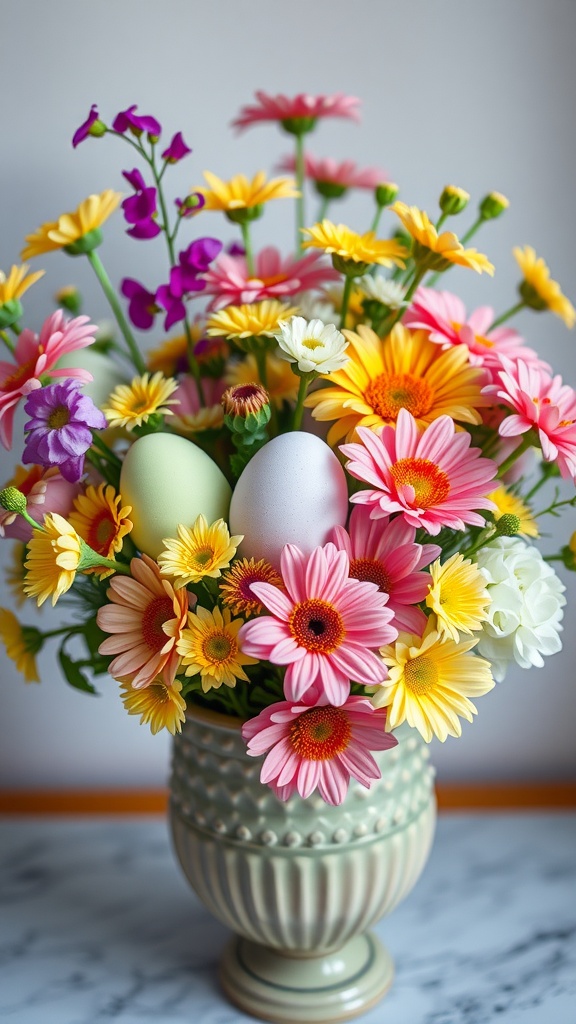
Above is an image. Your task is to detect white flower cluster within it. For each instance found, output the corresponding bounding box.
[275,316,349,374]
[357,275,406,309]
[475,537,566,682]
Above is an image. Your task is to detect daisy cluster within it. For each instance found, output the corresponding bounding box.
[0,92,575,806]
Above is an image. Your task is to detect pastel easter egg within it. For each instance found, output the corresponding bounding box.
[119,433,232,558]
[229,431,349,568]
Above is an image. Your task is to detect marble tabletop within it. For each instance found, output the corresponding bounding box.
[0,813,574,1024]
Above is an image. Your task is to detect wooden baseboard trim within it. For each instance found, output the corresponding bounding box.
[0,783,575,816]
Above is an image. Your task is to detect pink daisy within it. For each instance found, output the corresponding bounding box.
[329,505,441,634]
[0,311,97,449]
[341,408,498,535]
[97,554,189,689]
[232,91,361,131]
[278,153,387,191]
[242,696,397,805]
[202,246,338,311]
[487,358,576,479]
[239,543,396,706]
[404,287,548,379]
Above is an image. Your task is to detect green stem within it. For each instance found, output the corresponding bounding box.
[91,433,122,468]
[460,528,495,561]
[489,300,526,331]
[292,373,314,430]
[0,330,15,354]
[183,319,205,405]
[435,212,448,231]
[370,206,383,234]
[339,275,355,330]
[379,265,426,335]
[317,196,330,223]
[497,435,533,479]
[85,449,117,487]
[295,131,306,254]
[41,625,85,640]
[254,346,268,389]
[86,250,146,374]
[240,220,256,277]
[524,471,552,502]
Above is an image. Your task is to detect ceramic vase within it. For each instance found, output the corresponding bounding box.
[169,705,436,1023]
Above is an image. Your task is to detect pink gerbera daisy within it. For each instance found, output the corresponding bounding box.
[341,408,497,535]
[404,287,548,379]
[278,153,387,191]
[0,311,97,449]
[242,696,397,804]
[97,554,189,689]
[239,543,396,706]
[232,91,361,131]
[202,246,338,311]
[329,505,441,634]
[487,358,576,479]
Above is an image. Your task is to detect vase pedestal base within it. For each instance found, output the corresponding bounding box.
[219,931,394,1024]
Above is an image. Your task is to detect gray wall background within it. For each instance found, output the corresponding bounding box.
[0,0,575,787]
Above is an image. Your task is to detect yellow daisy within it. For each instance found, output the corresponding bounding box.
[206,300,299,341]
[102,372,179,429]
[375,617,495,743]
[176,604,258,691]
[305,323,490,445]
[487,485,538,538]
[158,515,243,589]
[69,483,133,578]
[302,220,408,270]
[120,676,186,735]
[22,190,122,259]
[391,201,494,275]
[23,513,83,606]
[0,608,41,683]
[513,245,575,328]
[0,264,45,304]
[198,170,299,214]
[220,557,284,616]
[5,542,28,608]
[426,554,492,642]
[225,351,299,406]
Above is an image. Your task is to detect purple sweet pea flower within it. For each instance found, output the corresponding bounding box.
[122,167,147,192]
[22,380,106,484]
[162,132,192,164]
[121,279,160,330]
[72,104,102,148]
[156,238,223,330]
[112,105,161,138]
[175,192,205,218]
[227,242,246,257]
[121,169,161,240]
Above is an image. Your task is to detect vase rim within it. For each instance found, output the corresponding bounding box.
[185,702,246,731]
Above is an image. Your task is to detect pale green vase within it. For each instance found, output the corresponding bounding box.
[169,705,436,1023]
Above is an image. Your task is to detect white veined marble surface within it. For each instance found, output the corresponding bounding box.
[0,813,574,1024]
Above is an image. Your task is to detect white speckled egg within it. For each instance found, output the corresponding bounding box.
[229,432,349,567]
[119,433,232,558]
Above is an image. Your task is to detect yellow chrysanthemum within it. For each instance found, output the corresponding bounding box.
[225,351,299,406]
[487,485,538,538]
[24,513,83,606]
[391,201,494,275]
[120,676,186,735]
[0,264,44,304]
[176,604,258,691]
[69,483,133,578]
[198,170,299,212]
[513,245,575,328]
[0,608,40,683]
[5,542,28,608]
[374,617,495,743]
[102,372,179,429]
[206,300,299,341]
[426,554,491,642]
[22,190,122,259]
[305,323,490,445]
[302,220,408,269]
[220,557,284,616]
[158,515,243,589]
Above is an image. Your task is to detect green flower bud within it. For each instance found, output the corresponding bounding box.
[374,182,399,208]
[0,298,23,329]
[494,513,521,537]
[55,286,82,315]
[479,192,509,220]
[88,119,107,139]
[439,185,470,216]
[0,486,27,516]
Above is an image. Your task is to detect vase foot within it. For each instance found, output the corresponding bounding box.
[219,931,393,1024]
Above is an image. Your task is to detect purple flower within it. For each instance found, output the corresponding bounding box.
[227,242,246,257]
[72,104,103,148]
[121,168,161,240]
[121,279,159,330]
[162,132,192,164]
[123,168,147,191]
[22,381,106,483]
[112,105,161,138]
[156,238,222,330]
[175,192,205,218]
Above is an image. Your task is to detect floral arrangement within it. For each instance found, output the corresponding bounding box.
[1,91,575,806]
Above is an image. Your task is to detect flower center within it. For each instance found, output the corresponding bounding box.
[349,557,392,594]
[365,371,434,421]
[87,511,116,553]
[47,404,71,429]
[390,457,450,508]
[404,655,438,695]
[203,631,235,664]
[1,360,36,392]
[289,706,352,761]
[451,321,494,350]
[141,596,175,651]
[149,681,170,704]
[302,336,324,351]
[288,598,345,653]
[192,547,215,569]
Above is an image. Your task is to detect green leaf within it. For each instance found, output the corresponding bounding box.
[58,646,98,695]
